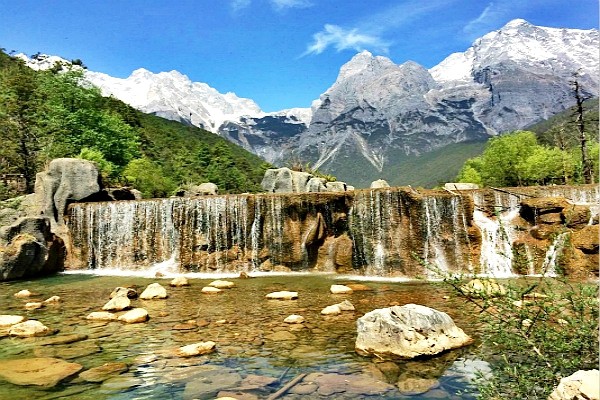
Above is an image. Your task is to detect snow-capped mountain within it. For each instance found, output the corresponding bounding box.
[17,19,599,186]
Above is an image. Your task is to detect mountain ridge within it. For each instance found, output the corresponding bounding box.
[16,19,599,187]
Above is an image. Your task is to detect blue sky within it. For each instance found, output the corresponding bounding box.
[0,0,597,112]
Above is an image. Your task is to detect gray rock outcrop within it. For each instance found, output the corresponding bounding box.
[370,180,390,189]
[34,158,108,228]
[261,167,351,193]
[355,304,472,359]
[177,183,219,197]
[0,217,65,281]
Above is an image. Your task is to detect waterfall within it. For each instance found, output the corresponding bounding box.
[540,232,568,277]
[473,209,519,277]
[67,185,597,278]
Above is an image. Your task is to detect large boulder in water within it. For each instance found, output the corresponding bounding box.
[355,304,472,359]
[0,217,65,281]
[34,158,109,228]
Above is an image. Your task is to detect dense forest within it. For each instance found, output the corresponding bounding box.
[456,98,599,187]
[0,50,270,200]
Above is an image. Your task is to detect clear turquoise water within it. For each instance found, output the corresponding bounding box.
[0,273,484,399]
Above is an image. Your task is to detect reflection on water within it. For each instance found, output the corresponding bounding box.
[0,273,486,399]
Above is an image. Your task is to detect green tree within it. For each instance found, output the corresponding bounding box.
[122,158,175,198]
[0,59,46,191]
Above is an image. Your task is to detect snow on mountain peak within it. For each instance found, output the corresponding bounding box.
[337,50,395,81]
[86,68,265,132]
[430,19,599,84]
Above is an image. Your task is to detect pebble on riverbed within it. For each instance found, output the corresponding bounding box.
[86,311,118,321]
[170,276,189,287]
[209,280,235,289]
[14,289,33,298]
[24,302,44,310]
[284,315,305,324]
[139,283,168,299]
[9,320,53,337]
[330,284,353,294]
[176,341,217,357]
[265,291,298,300]
[117,308,149,323]
[43,296,61,304]
[202,286,222,294]
[0,315,25,327]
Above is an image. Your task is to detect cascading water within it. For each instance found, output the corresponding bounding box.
[67,185,598,278]
[473,209,520,278]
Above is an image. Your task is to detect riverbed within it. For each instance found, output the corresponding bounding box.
[0,273,487,399]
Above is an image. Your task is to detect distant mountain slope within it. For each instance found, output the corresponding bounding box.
[17,19,599,188]
[1,51,268,197]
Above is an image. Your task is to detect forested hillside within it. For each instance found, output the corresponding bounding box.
[456,97,599,187]
[0,50,269,200]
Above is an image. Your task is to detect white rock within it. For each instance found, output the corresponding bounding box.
[330,284,353,294]
[140,283,168,299]
[109,287,137,299]
[201,287,222,294]
[14,290,33,298]
[284,315,305,324]
[337,300,355,311]
[209,280,235,289]
[102,296,131,311]
[118,308,149,323]
[170,276,189,287]
[176,341,217,357]
[25,302,44,310]
[0,315,25,327]
[43,296,61,304]
[355,304,472,359]
[9,320,52,337]
[86,312,118,321]
[321,304,342,315]
[266,291,298,300]
[548,369,599,400]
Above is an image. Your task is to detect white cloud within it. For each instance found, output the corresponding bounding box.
[231,0,312,13]
[270,0,312,10]
[231,0,251,12]
[462,0,541,39]
[302,0,454,56]
[302,24,389,56]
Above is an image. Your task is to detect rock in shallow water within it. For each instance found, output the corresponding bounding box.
[0,315,25,327]
[0,357,83,387]
[79,362,129,383]
[176,341,217,357]
[118,308,149,323]
[355,304,472,359]
[209,280,235,289]
[265,291,298,300]
[330,284,353,294]
[284,314,305,324]
[102,295,131,311]
[86,311,118,321]
[182,366,242,400]
[170,276,190,287]
[9,320,52,337]
[140,283,168,299]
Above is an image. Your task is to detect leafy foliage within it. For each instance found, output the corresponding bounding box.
[0,50,269,199]
[425,258,599,399]
[457,131,598,187]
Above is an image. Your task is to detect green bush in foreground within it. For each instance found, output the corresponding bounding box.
[440,273,598,399]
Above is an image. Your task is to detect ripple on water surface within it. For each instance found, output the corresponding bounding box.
[0,273,486,399]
